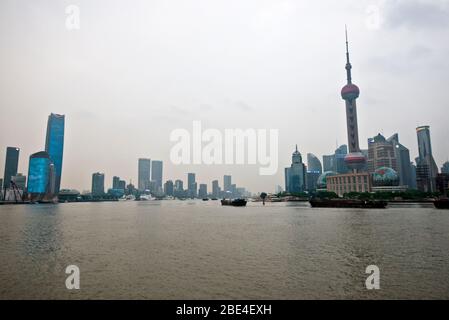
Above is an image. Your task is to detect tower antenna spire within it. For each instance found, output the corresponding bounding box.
[345,25,352,84]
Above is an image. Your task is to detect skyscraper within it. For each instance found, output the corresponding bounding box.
[27,151,53,197]
[212,180,220,198]
[285,145,306,193]
[416,126,438,192]
[198,184,208,198]
[322,154,335,172]
[164,180,174,196]
[334,145,349,174]
[341,28,366,172]
[92,172,105,196]
[187,173,197,198]
[223,175,232,192]
[3,147,20,190]
[307,153,322,174]
[151,160,163,189]
[138,158,151,191]
[387,133,414,188]
[112,176,121,189]
[45,113,65,194]
[367,134,398,173]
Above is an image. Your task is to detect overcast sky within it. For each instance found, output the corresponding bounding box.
[1,0,448,193]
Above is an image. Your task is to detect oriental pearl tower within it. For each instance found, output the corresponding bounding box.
[341,27,366,172]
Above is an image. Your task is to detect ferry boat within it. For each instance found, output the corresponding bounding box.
[309,198,387,209]
[221,199,247,207]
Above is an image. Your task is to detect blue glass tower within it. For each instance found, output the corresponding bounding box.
[27,152,51,195]
[45,113,65,194]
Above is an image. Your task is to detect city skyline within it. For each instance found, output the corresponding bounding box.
[1,1,449,193]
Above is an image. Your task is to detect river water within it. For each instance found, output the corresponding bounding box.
[0,201,448,299]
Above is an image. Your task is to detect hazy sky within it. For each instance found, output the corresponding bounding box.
[1,0,448,193]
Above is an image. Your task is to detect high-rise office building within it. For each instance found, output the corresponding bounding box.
[27,151,53,196]
[198,184,208,199]
[367,134,398,173]
[387,134,414,188]
[416,126,439,192]
[285,145,306,193]
[112,176,121,189]
[138,158,151,191]
[187,173,197,198]
[92,172,105,196]
[164,180,174,196]
[307,153,322,174]
[212,180,220,198]
[322,155,335,172]
[45,113,65,194]
[334,145,349,174]
[223,175,232,192]
[175,180,184,191]
[151,160,163,189]
[3,147,20,190]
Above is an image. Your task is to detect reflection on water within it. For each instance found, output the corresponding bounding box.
[0,201,448,299]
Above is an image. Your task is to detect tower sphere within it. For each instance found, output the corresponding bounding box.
[341,83,360,100]
[344,152,366,170]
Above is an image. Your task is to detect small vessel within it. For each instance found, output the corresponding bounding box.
[139,194,155,201]
[434,199,449,209]
[202,198,209,201]
[211,198,218,201]
[221,199,247,207]
[309,198,387,209]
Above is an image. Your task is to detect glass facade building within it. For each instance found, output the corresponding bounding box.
[138,158,151,191]
[151,160,163,189]
[45,114,65,194]
[27,152,51,195]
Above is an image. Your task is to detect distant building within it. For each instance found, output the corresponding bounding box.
[118,179,126,191]
[334,145,349,174]
[45,113,65,194]
[212,180,220,198]
[164,180,174,196]
[410,162,417,189]
[138,158,151,191]
[441,161,449,174]
[387,134,414,189]
[188,173,197,198]
[112,176,121,189]
[285,145,306,193]
[306,171,321,192]
[327,172,371,197]
[322,155,334,172]
[416,126,438,192]
[223,175,232,192]
[92,172,105,197]
[367,134,398,173]
[198,184,208,198]
[11,173,26,190]
[436,174,449,195]
[175,180,184,191]
[151,160,163,189]
[3,147,20,190]
[307,153,322,174]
